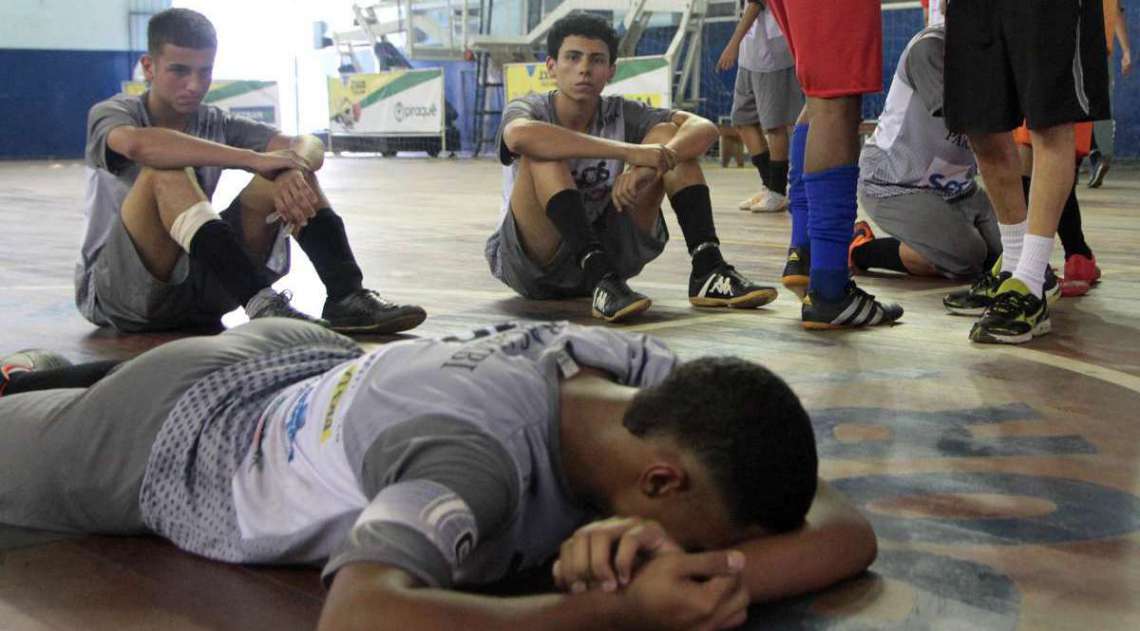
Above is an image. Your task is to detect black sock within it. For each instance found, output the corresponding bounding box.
[1021,175,1032,203]
[852,237,907,273]
[1056,172,1093,260]
[189,220,273,306]
[545,189,612,286]
[691,243,726,277]
[296,208,365,302]
[2,361,121,396]
[751,151,772,189]
[768,160,789,196]
[670,185,720,254]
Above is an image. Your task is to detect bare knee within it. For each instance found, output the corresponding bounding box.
[642,122,680,145]
[146,167,204,200]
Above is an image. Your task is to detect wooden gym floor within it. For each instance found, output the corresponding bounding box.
[1,156,1138,630]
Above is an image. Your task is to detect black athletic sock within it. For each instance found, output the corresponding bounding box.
[1021,175,1032,202]
[670,185,725,276]
[768,160,789,196]
[545,189,613,287]
[1056,171,1093,260]
[852,237,907,273]
[751,151,772,189]
[189,220,274,306]
[296,208,365,302]
[2,361,121,396]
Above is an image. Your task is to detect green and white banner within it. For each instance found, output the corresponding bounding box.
[122,80,280,125]
[327,68,444,135]
[504,55,671,108]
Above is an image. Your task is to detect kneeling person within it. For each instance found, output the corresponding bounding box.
[77,8,425,334]
[854,22,1001,281]
[486,12,777,322]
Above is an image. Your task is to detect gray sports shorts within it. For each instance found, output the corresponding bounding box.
[859,187,1001,279]
[484,204,668,299]
[731,66,804,129]
[0,319,348,535]
[76,196,291,333]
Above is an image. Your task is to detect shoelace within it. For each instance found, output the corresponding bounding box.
[987,290,1034,319]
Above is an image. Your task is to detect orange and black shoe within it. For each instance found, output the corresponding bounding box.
[848,220,875,272]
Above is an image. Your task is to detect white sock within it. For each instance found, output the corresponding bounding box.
[999,220,1027,274]
[1013,234,1054,298]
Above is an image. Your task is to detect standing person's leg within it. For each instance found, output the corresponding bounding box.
[767,0,902,328]
[749,66,802,211]
[1088,55,1116,188]
[232,171,426,334]
[731,66,774,209]
[781,108,811,295]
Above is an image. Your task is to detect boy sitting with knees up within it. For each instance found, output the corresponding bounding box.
[485,12,777,323]
[78,8,425,334]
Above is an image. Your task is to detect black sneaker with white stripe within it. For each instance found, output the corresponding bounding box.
[591,274,651,323]
[689,264,777,309]
[802,282,903,330]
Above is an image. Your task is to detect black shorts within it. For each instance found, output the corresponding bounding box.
[944,0,1110,134]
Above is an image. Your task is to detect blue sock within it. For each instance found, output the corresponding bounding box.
[805,165,859,303]
[788,123,810,249]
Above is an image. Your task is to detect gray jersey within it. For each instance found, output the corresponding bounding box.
[738,1,794,73]
[494,92,675,224]
[859,26,978,200]
[217,321,678,588]
[77,93,278,305]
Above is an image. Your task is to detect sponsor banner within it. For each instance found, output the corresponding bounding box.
[121,80,280,125]
[327,69,443,135]
[504,56,670,108]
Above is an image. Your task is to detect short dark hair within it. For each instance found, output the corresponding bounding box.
[622,357,818,533]
[148,8,217,57]
[547,12,619,64]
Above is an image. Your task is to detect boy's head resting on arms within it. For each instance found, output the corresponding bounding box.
[545,13,620,102]
[606,357,819,550]
[142,8,218,115]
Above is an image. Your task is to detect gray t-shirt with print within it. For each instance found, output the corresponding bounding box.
[493,92,675,225]
[76,92,278,310]
[859,26,978,201]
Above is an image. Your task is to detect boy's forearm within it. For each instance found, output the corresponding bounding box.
[737,480,878,603]
[117,127,256,171]
[268,134,327,171]
[320,564,629,631]
[504,121,633,162]
[728,3,763,51]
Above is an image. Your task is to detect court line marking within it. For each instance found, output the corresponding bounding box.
[990,347,1140,395]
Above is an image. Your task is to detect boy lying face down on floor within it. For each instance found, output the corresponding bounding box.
[0,319,875,630]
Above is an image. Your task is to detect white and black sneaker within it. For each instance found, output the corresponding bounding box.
[689,264,778,309]
[591,275,652,323]
[802,282,903,330]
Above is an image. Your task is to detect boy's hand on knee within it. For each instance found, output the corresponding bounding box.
[626,144,678,173]
[552,517,682,593]
[272,169,320,231]
[612,167,661,213]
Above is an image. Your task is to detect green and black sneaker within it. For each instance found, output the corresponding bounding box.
[946,260,1059,316]
[969,278,1050,344]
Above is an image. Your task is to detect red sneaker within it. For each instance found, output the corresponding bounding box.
[1060,254,1101,297]
[849,220,875,271]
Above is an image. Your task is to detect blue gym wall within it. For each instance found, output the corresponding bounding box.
[0,0,169,160]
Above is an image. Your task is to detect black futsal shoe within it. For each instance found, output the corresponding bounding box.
[323,288,427,334]
[591,274,652,323]
[781,246,810,299]
[802,282,903,330]
[689,264,777,308]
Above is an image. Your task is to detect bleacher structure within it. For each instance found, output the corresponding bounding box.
[328,0,711,155]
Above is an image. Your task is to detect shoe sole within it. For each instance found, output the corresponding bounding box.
[969,318,1052,344]
[592,297,652,323]
[801,317,901,331]
[749,205,786,213]
[781,275,809,299]
[944,304,988,317]
[329,310,427,334]
[689,288,778,309]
